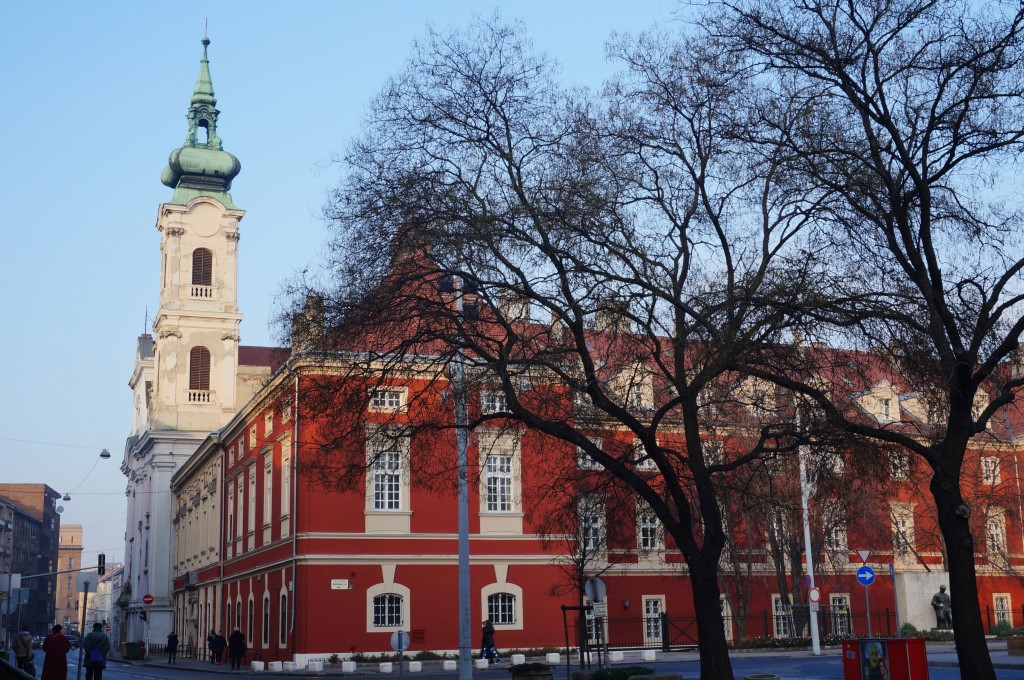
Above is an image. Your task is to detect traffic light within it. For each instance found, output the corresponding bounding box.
[97,553,106,576]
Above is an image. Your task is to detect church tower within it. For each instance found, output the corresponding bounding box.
[151,34,244,431]
[122,34,243,647]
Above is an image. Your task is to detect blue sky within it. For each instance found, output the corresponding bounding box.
[0,1,675,564]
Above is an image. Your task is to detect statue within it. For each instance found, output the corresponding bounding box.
[931,585,952,629]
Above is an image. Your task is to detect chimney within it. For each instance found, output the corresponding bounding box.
[498,290,530,322]
[291,295,324,351]
[595,299,632,334]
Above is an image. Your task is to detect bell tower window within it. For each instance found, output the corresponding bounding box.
[192,248,213,298]
[189,346,211,402]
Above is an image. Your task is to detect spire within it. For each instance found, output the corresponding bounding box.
[160,32,241,207]
[191,35,216,108]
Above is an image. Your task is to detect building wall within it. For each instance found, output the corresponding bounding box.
[55,524,83,630]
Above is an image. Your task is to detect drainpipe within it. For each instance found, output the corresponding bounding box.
[289,373,299,653]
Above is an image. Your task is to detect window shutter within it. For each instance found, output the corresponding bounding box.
[190,346,211,390]
[192,249,213,286]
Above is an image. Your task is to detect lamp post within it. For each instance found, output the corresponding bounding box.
[452,279,473,680]
[798,446,821,655]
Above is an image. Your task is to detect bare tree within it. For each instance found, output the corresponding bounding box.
[713,0,1024,673]
[292,17,827,679]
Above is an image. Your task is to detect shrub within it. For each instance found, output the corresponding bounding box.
[510,662,554,674]
[592,666,654,680]
[989,621,1017,638]
[412,650,448,661]
[327,653,341,665]
[900,623,920,637]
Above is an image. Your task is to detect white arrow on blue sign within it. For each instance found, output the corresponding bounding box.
[857,565,876,586]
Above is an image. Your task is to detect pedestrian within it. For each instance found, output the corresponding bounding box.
[82,622,111,680]
[12,628,34,673]
[41,624,71,680]
[228,627,248,670]
[166,631,179,664]
[207,630,216,663]
[480,619,500,664]
[213,630,227,664]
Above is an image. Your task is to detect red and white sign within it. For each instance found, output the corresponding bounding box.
[142,594,154,605]
[105,625,111,632]
[808,587,821,603]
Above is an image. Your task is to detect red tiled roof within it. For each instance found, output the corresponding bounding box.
[239,346,289,372]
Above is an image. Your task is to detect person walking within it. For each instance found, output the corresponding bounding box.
[228,627,248,670]
[207,630,216,663]
[41,624,71,680]
[82,622,111,680]
[12,628,34,674]
[212,630,227,664]
[166,631,179,664]
[480,619,500,664]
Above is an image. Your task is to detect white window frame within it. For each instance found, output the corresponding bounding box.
[262,594,270,647]
[364,426,412,532]
[579,496,605,552]
[577,437,602,470]
[373,451,403,511]
[983,456,1001,485]
[488,592,517,625]
[987,508,1008,554]
[890,451,910,480]
[830,594,852,636]
[263,450,273,528]
[891,502,916,564]
[281,440,291,520]
[485,454,514,512]
[481,581,524,631]
[637,503,661,552]
[369,388,407,412]
[772,595,792,638]
[642,596,665,646]
[994,594,1012,625]
[481,391,508,414]
[247,465,257,547]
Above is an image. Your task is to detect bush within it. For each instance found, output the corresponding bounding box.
[412,650,449,661]
[592,666,654,680]
[989,621,1018,638]
[510,662,554,673]
[327,653,341,665]
[900,622,920,637]
[731,636,812,650]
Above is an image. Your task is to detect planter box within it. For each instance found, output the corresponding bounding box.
[1008,636,1024,656]
[475,659,490,669]
[443,660,458,671]
[308,661,324,672]
[251,661,265,672]
[408,661,422,672]
[267,661,283,672]
[379,662,394,673]
[342,661,358,673]
[545,653,561,664]
[609,651,624,662]
[642,650,658,661]
[511,654,526,665]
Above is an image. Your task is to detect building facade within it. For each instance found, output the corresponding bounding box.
[0,484,61,639]
[55,524,83,631]
[133,38,1024,667]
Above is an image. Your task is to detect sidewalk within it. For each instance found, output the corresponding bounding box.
[108,640,1024,675]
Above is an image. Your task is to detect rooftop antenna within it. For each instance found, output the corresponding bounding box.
[204,18,208,41]
[143,306,149,334]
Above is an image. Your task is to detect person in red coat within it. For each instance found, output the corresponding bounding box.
[42,624,72,680]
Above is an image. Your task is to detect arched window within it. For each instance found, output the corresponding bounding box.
[192,248,213,286]
[226,601,232,636]
[372,593,403,627]
[189,346,211,392]
[487,592,517,625]
[279,593,288,645]
[262,595,270,645]
[247,596,254,642]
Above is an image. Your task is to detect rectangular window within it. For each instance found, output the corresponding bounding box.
[995,594,1012,625]
[481,391,508,414]
[281,450,291,517]
[264,411,274,436]
[577,437,602,470]
[248,467,257,538]
[227,485,235,541]
[830,595,852,636]
[987,511,1007,554]
[485,455,514,512]
[634,440,657,471]
[580,497,604,551]
[890,451,910,480]
[643,597,663,646]
[880,398,892,422]
[370,389,404,411]
[280,594,288,645]
[373,451,402,510]
[824,522,847,553]
[487,593,517,625]
[250,426,257,449]
[983,456,1001,485]
[263,453,273,527]
[772,595,792,638]
[638,506,661,552]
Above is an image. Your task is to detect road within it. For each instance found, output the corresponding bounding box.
[18,649,1024,679]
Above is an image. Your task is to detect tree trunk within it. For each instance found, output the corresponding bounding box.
[931,468,995,680]
[689,557,734,680]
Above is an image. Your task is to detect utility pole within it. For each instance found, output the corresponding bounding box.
[75,580,90,680]
[453,279,472,680]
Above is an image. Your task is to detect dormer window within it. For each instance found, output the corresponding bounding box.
[880,398,892,422]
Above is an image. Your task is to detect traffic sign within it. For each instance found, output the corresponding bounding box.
[592,601,608,618]
[105,625,111,632]
[808,587,821,603]
[142,593,154,605]
[856,565,875,586]
[857,549,871,562]
[584,577,607,602]
[390,630,411,652]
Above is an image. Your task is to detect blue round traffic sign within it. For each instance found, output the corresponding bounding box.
[856,565,876,586]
